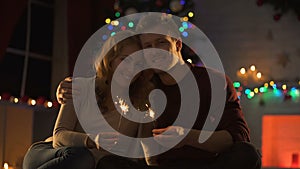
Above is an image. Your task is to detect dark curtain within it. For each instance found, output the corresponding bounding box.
[67,0,114,74]
[0,0,28,61]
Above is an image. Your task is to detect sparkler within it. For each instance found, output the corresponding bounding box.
[114,96,130,145]
[115,96,129,131]
[145,104,157,128]
[115,97,157,132]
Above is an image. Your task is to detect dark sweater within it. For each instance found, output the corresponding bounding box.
[151,65,250,164]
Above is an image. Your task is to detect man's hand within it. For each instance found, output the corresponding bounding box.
[152,126,187,149]
[56,77,72,104]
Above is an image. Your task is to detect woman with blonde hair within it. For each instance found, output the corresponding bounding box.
[23,30,154,169]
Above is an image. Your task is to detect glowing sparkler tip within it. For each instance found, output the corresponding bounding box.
[117,96,129,114]
[149,108,155,119]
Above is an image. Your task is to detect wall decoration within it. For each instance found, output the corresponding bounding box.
[256,0,300,21]
[276,51,290,68]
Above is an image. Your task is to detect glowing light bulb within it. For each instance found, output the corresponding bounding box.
[31,99,36,106]
[111,20,119,26]
[247,92,255,99]
[254,88,259,93]
[250,65,256,71]
[270,81,275,86]
[188,11,194,17]
[47,101,53,108]
[179,27,184,32]
[4,163,8,169]
[182,22,188,29]
[245,89,251,95]
[108,25,113,30]
[187,59,192,63]
[233,82,241,88]
[289,88,299,97]
[121,26,126,30]
[282,84,287,90]
[105,18,111,24]
[180,0,186,5]
[115,12,121,18]
[256,72,262,79]
[183,16,188,21]
[128,22,134,28]
[240,67,246,75]
[182,31,188,37]
[264,83,269,88]
[13,98,18,103]
[247,94,253,99]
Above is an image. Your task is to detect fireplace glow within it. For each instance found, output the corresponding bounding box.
[262,115,300,168]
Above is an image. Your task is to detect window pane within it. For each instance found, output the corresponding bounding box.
[25,58,51,98]
[8,10,27,50]
[30,3,54,56]
[0,53,24,96]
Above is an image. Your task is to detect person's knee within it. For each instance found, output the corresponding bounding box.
[23,150,35,169]
[97,155,140,169]
[232,142,261,157]
[60,147,95,169]
[231,142,262,169]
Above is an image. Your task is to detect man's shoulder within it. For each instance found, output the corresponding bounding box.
[190,64,231,87]
[189,64,206,75]
[190,64,225,77]
[191,64,222,72]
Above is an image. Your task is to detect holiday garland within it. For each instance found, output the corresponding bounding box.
[257,0,300,21]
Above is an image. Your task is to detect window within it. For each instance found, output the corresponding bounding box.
[0,0,54,99]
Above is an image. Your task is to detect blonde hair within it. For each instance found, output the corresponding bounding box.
[94,30,140,81]
[94,30,145,112]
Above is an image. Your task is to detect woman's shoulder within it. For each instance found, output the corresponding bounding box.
[73,76,96,91]
[73,76,95,84]
[71,76,97,106]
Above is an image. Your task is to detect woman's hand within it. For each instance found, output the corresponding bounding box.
[152,126,187,149]
[94,132,120,150]
[56,77,73,104]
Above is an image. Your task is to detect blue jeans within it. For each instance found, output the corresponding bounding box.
[23,141,95,169]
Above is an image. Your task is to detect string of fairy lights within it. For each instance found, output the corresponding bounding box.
[101,12,196,42]
[234,65,300,102]
[234,80,300,100]
[0,94,59,109]
[100,0,196,41]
